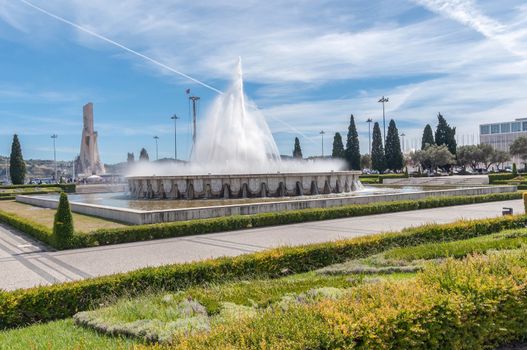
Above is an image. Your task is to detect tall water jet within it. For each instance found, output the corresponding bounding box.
[127,58,361,199]
[192,57,280,169]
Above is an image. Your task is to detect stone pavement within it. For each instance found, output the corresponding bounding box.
[0,199,523,291]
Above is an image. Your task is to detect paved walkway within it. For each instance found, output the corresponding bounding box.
[0,200,523,291]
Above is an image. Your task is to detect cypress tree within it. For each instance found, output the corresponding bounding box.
[345,114,361,170]
[139,148,150,161]
[435,113,457,155]
[292,137,303,159]
[421,124,434,150]
[53,192,74,249]
[331,132,345,159]
[9,134,26,185]
[385,119,404,171]
[371,122,385,172]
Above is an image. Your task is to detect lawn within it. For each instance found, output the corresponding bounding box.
[0,200,126,233]
[3,221,527,348]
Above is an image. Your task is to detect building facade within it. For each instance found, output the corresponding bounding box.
[480,118,527,152]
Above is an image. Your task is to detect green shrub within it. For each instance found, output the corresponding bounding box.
[0,183,75,193]
[0,214,525,329]
[489,173,516,183]
[52,193,74,249]
[0,211,52,245]
[176,252,527,349]
[82,192,521,248]
[513,162,518,176]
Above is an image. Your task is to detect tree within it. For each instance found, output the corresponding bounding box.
[331,132,345,159]
[292,137,303,159]
[10,134,26,185]
[371,122,385,172]
[360,154,372,170]
[434,113,457,155]
[457,145,483,170]
[127,152,135,163]
[345,114,361,170]
[410,144,455,171]
[53,192,74,249]
[385,119,404,171]
[491,150,510,171]
[139,148,150,162]
[513,163,518,176]
[421,124,434,150]
[510,137,527,167]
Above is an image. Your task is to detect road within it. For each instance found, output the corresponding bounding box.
[0,199,523,291]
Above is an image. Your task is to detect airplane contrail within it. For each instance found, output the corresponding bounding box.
[16,0,223,94]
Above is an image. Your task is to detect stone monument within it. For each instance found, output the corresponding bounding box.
[76,102,105,175]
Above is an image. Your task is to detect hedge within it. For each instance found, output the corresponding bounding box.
[0,210,52,245]
[0,191,522,250]
[78,191,523,248]
[359,173,407,184]
[489,173,517,183]
[0,214,526,329]
[0,183,75,193]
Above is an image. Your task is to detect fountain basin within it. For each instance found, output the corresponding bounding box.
[127,171,362,199]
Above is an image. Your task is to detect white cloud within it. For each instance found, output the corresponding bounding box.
[1,0,527,159]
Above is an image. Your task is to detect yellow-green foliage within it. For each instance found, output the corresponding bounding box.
[523,192,527,214]
[172,252,527,349]
[0,214,525,329]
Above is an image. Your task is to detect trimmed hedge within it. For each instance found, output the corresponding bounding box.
[0,210,52,245]
[0,183,75,193]
[489,173,517,183]
[0,191,522,250]
[0,214,526,329]
[78,191,523,248]
[359,174,407,184]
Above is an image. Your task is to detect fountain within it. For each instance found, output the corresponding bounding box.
[127,58,361,199]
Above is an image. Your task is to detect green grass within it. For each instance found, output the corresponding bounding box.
[0,319,139,350]
[384,228,527,261]
[4,222,527,348]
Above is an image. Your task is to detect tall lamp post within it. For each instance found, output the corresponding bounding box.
[366,118,373,154]
[320,130,325,157]
[51,134,58,182]
[171,114,179,161]
[153,136,159,161]
[378,96,389,144]
[400,133,406,153]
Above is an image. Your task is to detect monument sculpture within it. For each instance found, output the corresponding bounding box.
[76,102,105,175]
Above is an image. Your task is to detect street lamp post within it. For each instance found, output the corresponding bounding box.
[51,134,58,182]
[366,118,373,154]
[320,130,325,157]
[378,96,389,144]
[171,114,179,161]
[153,136,159,161]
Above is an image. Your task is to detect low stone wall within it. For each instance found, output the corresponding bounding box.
[127,171,362,200]
[16,185,517,225]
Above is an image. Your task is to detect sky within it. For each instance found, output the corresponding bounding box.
[0,0,527,163]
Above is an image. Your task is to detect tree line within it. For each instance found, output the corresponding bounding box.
[292,114,405,172]
[291,112,527,174]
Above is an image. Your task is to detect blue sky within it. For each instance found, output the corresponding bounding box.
[1,0,526,163]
